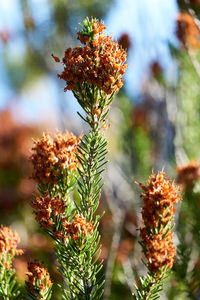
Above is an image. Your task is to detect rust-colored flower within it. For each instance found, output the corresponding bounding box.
[31,131,81,185]
[26,261,52,299]
[62,214,94,241]
[0,225,23,269]
[177,159,200,187]
[150,61,163,80]
[140,229,176,273]
[176,12,200,49]
[118,33,131,51]
[138,171,181,275]
[56,18,127,101]
[32,193,65,229]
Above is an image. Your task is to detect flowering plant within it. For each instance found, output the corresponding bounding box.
[31,17,127,299]
[0,17,184,300]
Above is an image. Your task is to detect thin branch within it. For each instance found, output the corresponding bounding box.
[122,259,136,295]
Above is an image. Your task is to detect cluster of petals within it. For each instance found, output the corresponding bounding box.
[32,193,65,229]
[177,159,200,188]
[176,12,200,49]
[62,214,94,241]
[138,171,181,274]
[77,20,106,44]
[0,225,23,269]
[57,19,127,96]
[118,33,131,51]
[26,261,52,298]
[31,131,81,184]
[140,229,176,273]
[139,171,181,229]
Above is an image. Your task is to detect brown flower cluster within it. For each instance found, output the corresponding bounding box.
[138,171,181,274]
[177,159,200,187]
[32,193,65,229]
[140,229,176,273]
[63,214,94,241]
[57,19,127,96]
[77,19,106,44]
[26,261,52,299]
[150,61,163,80]
[118,33,131,51]
[31,131,81,184]
[176,12,200,49]
[0,225,23,269]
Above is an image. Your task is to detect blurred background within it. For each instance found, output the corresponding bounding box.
[1,0,200,299]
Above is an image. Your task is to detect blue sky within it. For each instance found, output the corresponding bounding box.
[106,0,178,97]
[0,0,178,121]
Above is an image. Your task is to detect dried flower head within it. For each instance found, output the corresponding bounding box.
[32,193,65,229]
[26,261,53,299]
[140,229,176,273]
[138,171,181,229]
[31,131,81,185]
[176,12,200,49]
[55,17,127,108]
[0,225,23,269]
[177,159,200,187]
[63,214,94,241]
[138,171,181,275]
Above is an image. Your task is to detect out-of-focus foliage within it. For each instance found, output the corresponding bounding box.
[2,0,112,93]
[176,51,200,158]
[0,110,36,221]
[2,0,200,299]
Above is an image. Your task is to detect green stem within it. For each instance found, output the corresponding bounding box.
[85,122,100,217]
[143,279,157,300]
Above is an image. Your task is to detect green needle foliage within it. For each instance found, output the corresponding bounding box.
[0,226,23,300]
[66,101,109,299]
[30,16,127,300]
[133,171,182,299]
[171,181,200,299]
[26,261,53,300]
[54,16,127,298]
[0,263,22,300]
[133,270,169,300]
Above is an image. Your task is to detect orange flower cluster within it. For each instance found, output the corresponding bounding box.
[31,131,81,184]
[176,12,200,49]
[138,171,181,274]
[26,261,52,299]
[139,171,181,229]
[0,225,23,269]
[140,229,176,273]
[57,19,127,96]
[32,193,65,229]
[77,19,106,44]
[63,214,94,241]
[177,159,200,187]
